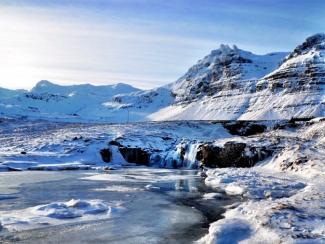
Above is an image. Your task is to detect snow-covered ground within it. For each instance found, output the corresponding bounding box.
[199,119,325,243]
[0,119,231,170]
[0,80,174,123]
[0,118,324,243]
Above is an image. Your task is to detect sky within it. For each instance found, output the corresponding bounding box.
[0,0,324,90]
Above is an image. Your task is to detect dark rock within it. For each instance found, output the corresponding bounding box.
[20,151,27,155]
[244,123,267,136]
[108,140,122,147]
[179,146,186,162]
[7,167,22,171]
[118,147,150,166]
[222,121,266,136]
[199,171,208,178]
[103,166,117,171]
[100,148,112,163]
[196,141,272,168]
[72,136,83,141]
[162,136,173,141]
[196,144,222,167]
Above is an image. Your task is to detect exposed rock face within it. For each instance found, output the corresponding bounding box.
[260,34,325,90]
[100,148,111,163]
[171,45,286,104]
[108,140,122,147]
[222,121,267,136]
[110,138,272,169]
[118,147,150,166]
[196,142,272,168]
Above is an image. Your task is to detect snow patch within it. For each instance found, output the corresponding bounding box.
[0,199,125,232]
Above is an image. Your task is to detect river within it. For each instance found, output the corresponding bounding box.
[0,167,238,243]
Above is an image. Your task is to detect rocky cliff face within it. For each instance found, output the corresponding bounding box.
[171,45,287,103]
[260,33,325,92]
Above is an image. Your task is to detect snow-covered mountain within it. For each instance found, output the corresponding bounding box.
[151,33,325,120]
[170,45,287,103]
[243,33,325,119]
[0,33,324,122]
[0,80,174,122]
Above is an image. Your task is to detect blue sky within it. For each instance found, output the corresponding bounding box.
[0,0,324,90]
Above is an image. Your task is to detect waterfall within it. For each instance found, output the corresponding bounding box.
[158,142,200,169]
[109,145,128,165]
[183,143,200,169]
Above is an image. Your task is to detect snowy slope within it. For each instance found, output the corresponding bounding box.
[0,81,174,122]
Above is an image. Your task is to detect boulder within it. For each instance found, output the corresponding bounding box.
[118,147,150,166]
[108,140,122,147]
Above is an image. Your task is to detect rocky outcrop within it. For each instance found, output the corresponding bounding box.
[106,138,273,169]
[222,121,267,136]
[118,147,150,166]
[100,148,111,163]
[108,140,123,147]
[196,142,272,168]
[107,139,152,166]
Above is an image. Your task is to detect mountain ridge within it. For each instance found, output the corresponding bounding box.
[0,33,324,122]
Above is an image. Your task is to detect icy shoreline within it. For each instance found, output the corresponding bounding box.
[198,167,325,243]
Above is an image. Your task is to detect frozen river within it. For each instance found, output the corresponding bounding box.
[0,168,237,243]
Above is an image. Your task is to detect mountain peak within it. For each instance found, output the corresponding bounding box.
[302,33,325,48]
[286,33,325,61]
[35,80,55,87]
[209,44,243,58]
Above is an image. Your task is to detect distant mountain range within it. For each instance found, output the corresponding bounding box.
[1,33,324,122]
